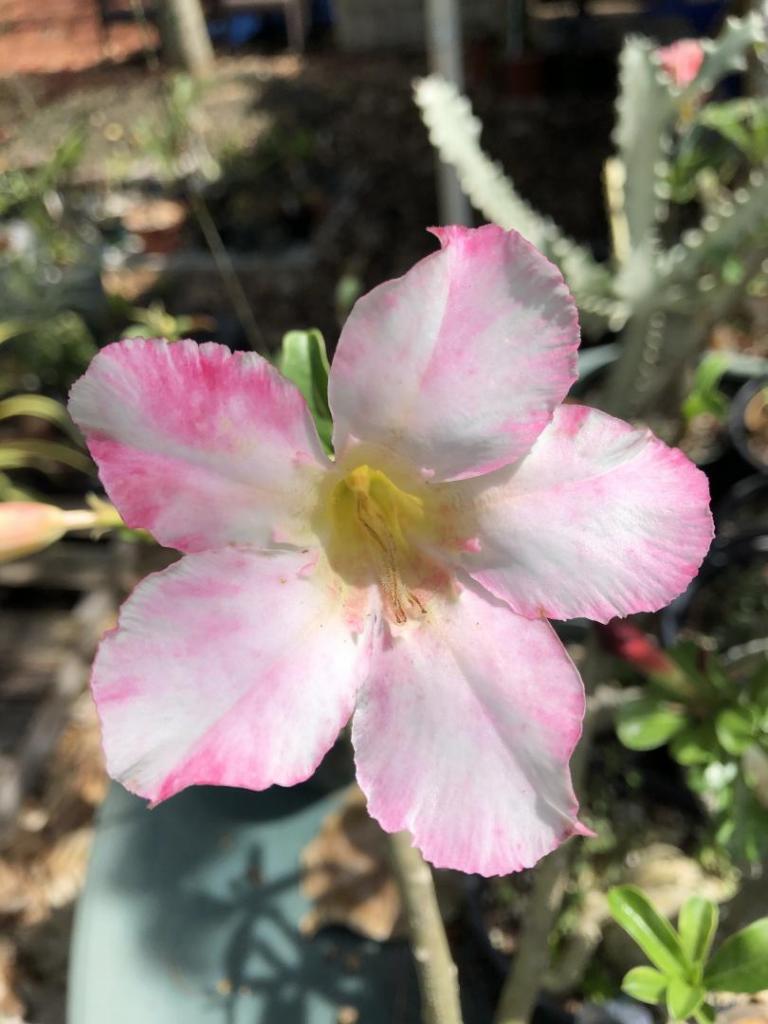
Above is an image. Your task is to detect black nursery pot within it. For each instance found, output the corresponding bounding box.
[713,475,768,541]
[660,528,768,649]
[728,377,768,474]
[661,433,768,651]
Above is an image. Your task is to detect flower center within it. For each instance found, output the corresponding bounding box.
[327,464,429,624]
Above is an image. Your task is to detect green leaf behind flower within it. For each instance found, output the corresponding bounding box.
[278,329,333,453]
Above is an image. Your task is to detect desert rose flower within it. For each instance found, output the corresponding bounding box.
[657,39,705,88]
[68,226,713,875]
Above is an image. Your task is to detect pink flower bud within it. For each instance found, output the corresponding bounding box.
[600,621,678,677]
[0,502,68,562]
[657,39,705,88]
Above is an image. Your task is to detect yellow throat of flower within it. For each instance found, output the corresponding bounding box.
[327,463,428,624]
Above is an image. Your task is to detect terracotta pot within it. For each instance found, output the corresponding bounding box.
[122,198,187,255]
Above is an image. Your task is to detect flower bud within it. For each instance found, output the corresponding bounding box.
[600,620,678,677]
[0,502,69,562]
[657,39,704,88]
[0,499,123,563]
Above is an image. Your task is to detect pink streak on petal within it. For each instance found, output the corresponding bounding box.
[353,585,587,876]
[446,404,714,623]
[68,339,329,552]
[329,225,579,482]
[91,547,373,803]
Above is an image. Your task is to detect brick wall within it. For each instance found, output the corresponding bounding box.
[333,0,501,51]
[0,0,155,76]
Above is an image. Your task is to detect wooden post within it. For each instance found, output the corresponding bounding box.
[158,0,215,78]
[424,0,472,226]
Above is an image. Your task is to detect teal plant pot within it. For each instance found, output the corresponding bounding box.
[69,781,424,1023]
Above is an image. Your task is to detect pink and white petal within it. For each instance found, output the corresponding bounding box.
[69,339,329,552]
[352,584,587,875]
[444,404,713,623]
[329,225,579,482]
[93,547,373,803]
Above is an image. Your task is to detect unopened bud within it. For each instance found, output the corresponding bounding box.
[656,39,705,88]
[0,502,69,562]
[600,621,679,679]
[0,498,123,563]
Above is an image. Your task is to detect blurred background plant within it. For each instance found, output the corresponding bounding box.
[416,16,768,429]
[610,623,768,864]
[0,125,103,394]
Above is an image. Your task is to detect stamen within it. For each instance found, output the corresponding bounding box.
[355,491,410,623]
[339,464,427,624]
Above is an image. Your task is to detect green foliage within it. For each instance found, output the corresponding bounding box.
[0,123,86,219]
[0,321,29,347]
[0,311,98,392]
[0,438,93,474]
[610,887,768,1019]
[666,977,705,1021]
[0,124,107,392]
[608,886,688,977]
[681,352,730,423]
[616,639,768,863]
[0,471,36,502]
[0,392,92,496]
[123,302,200,343]
[621,965,667,1003]
[699,99,768,165]
[277,329,333,452]
[616,697,686,750]
[134,73,217,183]
[703,918,768,992]
[715,706,756,756]
[334,272,363,324]
[678,897,718,965]
[134,73,199,173]
[0,393,82,444]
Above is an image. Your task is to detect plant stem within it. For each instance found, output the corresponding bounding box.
[423,0,472,226]
[494,637,605,1024]
[158,0,215,79]
[494,846,570,1024]
[186,189,265,353]
[387,831,464,1024]
[694,1004,716,1024]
